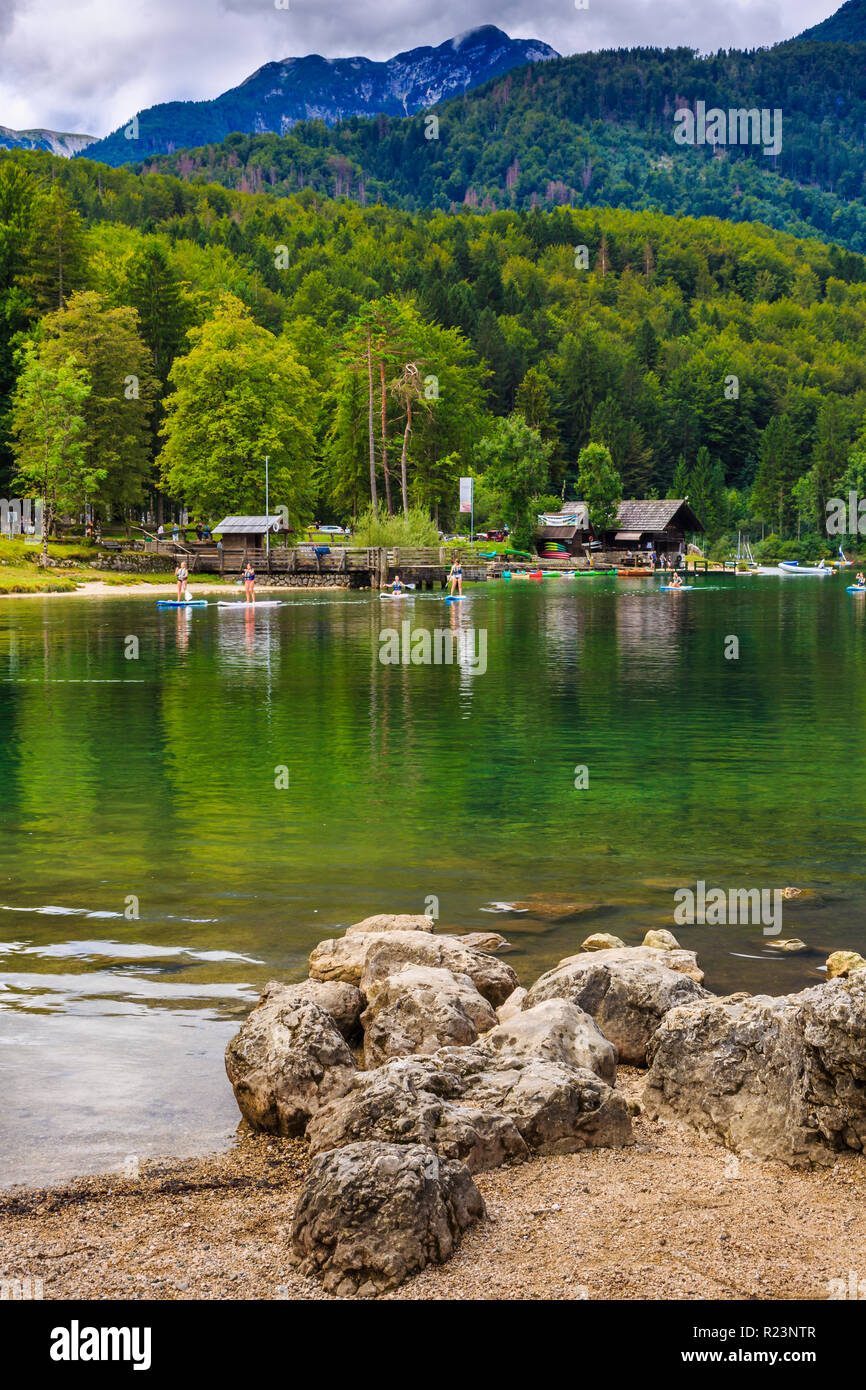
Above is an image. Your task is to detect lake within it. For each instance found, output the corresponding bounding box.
[1,574,864,1183]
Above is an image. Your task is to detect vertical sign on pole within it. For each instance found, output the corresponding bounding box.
[459,476,474,543]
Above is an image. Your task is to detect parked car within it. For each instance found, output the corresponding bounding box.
[311,525,349,535]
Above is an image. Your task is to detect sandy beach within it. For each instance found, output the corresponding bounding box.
[3,1066,862,1303]
[0,581,345,600]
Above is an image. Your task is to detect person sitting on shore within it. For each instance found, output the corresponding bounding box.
[176,561,189,601]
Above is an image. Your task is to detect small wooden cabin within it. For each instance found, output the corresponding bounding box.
[608,500,704,557]
[212,515,288,558]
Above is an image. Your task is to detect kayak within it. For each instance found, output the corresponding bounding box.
[659,585,693,592]
[527,571,543,579]
[157,599,207,608]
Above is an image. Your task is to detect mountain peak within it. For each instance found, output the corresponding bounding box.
[78,29,559,167]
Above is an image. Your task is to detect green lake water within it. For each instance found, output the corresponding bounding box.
[1,575,865,1183]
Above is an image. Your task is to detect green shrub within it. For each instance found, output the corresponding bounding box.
[351,506,440,547]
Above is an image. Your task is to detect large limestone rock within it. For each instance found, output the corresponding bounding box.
[225,998,355,1136]
[306,1057,528,1172]
[644,972,866,1166]
[360,965,497,1068]
[255,979,363,1041]
[524,949,709,1064]
[496,987,528,1024]
[360,932,519,1008]
[289,1142,485,1296]
[477,998,617,1083]
[345,914,434,936]
[310,930,518,1005]
[458,1057,634,1155]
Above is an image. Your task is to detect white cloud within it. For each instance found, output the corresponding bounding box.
[0,0,846,137]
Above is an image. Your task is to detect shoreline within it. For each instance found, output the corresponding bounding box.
[0,580,349,600]
[3,1066,863,1301]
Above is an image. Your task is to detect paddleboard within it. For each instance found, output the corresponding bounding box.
[444,594,466,602]
[847,586,866,594]
[379,592,413,600]
[659,585,693,592]
[157,599,208,608]
[217,601,283,608]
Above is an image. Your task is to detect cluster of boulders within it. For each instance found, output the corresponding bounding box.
[224,913,866,1296]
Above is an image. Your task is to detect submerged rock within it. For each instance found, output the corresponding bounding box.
[225,998,356,1136]
[360,964,497,1068]
[524,949,709,1064]
[456,931,509,953]
[289,1141,485,1296]
[644,971,866,1166]
[766,939,809,954]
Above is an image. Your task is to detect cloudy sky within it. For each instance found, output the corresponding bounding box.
[0,0,846,137]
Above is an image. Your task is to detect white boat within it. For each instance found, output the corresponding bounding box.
[778,561,834,576]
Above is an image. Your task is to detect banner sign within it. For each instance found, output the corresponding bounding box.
[459,477,474,514]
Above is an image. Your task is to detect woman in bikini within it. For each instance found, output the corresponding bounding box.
[243,561,256,604]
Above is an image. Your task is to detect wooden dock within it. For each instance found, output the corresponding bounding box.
[141,542,487,589]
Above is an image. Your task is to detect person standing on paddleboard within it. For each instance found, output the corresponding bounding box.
[447,557,463,597]
[175,560,189,601]
[243,561,256,604]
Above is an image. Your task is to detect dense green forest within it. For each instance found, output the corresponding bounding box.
[4,146,866,556]
[131,42,866,253]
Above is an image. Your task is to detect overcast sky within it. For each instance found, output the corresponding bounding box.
[0,0,846,137]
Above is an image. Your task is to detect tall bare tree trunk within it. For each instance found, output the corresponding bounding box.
[400,398,412,517]
[380,359,392,515]
[366,331,378,514]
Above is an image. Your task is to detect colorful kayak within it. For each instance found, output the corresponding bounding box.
[157,599,207,608]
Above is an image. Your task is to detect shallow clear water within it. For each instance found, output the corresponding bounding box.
[1,576,864,1183]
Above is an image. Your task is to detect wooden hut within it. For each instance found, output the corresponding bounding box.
[608,500,704,558]
[212,515,288,561]
[536,503,590,558]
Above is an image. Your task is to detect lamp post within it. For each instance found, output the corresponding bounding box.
[265,455,269,557]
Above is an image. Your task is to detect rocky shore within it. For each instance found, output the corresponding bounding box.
[4,916,865,1301]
